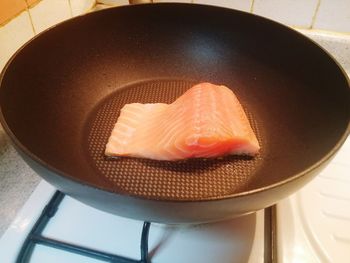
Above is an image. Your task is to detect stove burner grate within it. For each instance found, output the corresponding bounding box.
[15,191,276,263]
[16,191,151,263]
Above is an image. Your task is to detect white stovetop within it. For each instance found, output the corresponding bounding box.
[277,136,350,263]
[0,181,265,263]
[0,137,349,263]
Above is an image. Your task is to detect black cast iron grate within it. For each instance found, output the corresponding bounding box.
[15,191,276,263]
[16,191,151,263]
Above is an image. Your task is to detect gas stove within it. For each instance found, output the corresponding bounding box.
[0,137,349,263]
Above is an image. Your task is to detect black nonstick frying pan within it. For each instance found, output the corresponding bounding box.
[0,3,349,223]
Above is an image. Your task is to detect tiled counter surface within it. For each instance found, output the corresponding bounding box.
[0,29,350,237]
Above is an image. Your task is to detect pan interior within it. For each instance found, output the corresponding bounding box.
[85,79,265,200]
[0,4,349,204]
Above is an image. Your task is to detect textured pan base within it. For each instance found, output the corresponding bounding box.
[85,80,264,200]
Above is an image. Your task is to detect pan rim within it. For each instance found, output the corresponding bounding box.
[0,3,349,203]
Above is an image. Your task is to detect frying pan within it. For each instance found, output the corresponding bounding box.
[0,3,349,223]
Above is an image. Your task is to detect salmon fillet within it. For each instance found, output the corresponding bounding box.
[105,83,260,160]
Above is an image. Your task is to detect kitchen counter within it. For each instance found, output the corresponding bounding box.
[0,29,349,238]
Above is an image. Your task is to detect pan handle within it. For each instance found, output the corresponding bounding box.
[129,0,153,4]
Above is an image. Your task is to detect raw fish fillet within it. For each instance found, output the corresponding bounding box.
[105,83,260,160]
